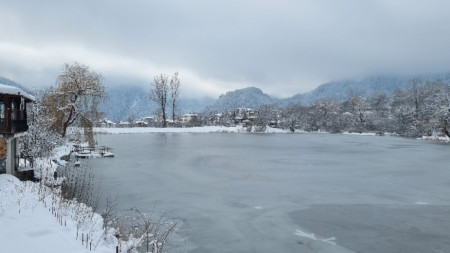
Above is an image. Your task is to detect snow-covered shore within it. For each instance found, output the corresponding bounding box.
[1,138,177,253]
[95,125,290,134]
[0,141,145,253]
[95,126,450,142]
[0,174,121,253]
[421,135,450,142]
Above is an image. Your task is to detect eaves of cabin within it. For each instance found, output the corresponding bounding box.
[0,83,35,138]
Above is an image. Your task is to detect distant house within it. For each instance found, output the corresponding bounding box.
[133,120,148,127]
[182,114,198,123]
[0,83,34,176]
[268,120,279,128]
[142,116,157,127]
[166,118,180,127]
[117,121,131,128]
[98,118,116,128]
[233,108,255,126]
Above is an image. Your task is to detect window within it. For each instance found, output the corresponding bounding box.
[11,101,15,121]
[0,102,5,130]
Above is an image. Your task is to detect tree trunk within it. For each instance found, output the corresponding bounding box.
[443,126,450,138]
[61,106,75,137]
[172,100,176,122]
[162,105,167,128]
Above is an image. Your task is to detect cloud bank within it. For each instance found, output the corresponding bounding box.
[1,0,450,98]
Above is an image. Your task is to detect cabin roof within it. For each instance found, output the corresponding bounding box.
[0,83,35,101]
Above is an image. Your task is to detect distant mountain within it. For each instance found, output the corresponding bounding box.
[99,73,450,119]
[180,96,215,114]
[100,85,156,122]
[3,72,450,121]
[284,73,450,105]
[204,87,278,112]
[100,85,215,122]
[0,76,32,94]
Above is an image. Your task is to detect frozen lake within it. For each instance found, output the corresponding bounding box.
[88,133,450,253]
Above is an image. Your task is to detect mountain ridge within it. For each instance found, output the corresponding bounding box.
[2,72,450,121]
[204,87,278,112]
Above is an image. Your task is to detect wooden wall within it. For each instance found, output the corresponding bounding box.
[0,139,6,158]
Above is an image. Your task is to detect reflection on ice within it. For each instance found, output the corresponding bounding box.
[89,133,450,253]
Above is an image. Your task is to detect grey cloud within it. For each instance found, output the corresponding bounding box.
[1,0,450,97]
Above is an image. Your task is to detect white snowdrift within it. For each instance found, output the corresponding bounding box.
[0,174,135,253]
[421,135,450,142]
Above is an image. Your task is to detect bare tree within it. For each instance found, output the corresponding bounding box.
[170,72,181,122]
[44,62,106,144]
[20,88,64,158]
[134,208,178,253]
[150,74,169,127]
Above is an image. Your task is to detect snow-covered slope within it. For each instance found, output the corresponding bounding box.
[283,73,450,105]
[204,87,278,112]
[0,174,118,253]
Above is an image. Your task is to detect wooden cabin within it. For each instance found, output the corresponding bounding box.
[0,84,34,136]
[0,83,34,176]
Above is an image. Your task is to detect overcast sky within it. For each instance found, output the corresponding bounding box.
[1,0,450,98]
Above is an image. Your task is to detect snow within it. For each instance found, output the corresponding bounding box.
[75,152,102,158]
[94,126,290,134]
[102,152,114,157]
[421,135,450,142]
[294,228,337,245]
[294,229,355,253]
[0,141,138,253]
[0,174,119,253]
[0,83,35,101]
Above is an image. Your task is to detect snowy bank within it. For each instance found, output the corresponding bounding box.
[0,174,123,253]
[28,142,72,183]
[95,126,290,134]
[421,135,450,142]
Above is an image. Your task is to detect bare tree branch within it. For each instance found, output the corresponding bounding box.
[44,62,106,143]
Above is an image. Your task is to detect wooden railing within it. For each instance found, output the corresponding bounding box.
[12,120,29,133]
[16,155,34,168]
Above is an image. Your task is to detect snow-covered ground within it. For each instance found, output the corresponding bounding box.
[94,126,290,134]
[421,134,450,142]
[0,141,145,253]
[95,126,450,142]
[0,138,176,253]
[0,174,124,253]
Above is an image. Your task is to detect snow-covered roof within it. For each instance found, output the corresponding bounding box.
[0,83,35,101]
[101,118,116,124]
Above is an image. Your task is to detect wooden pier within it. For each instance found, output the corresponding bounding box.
[72,145,114,158]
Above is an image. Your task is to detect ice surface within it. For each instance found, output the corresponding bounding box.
[88,133,450,253]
